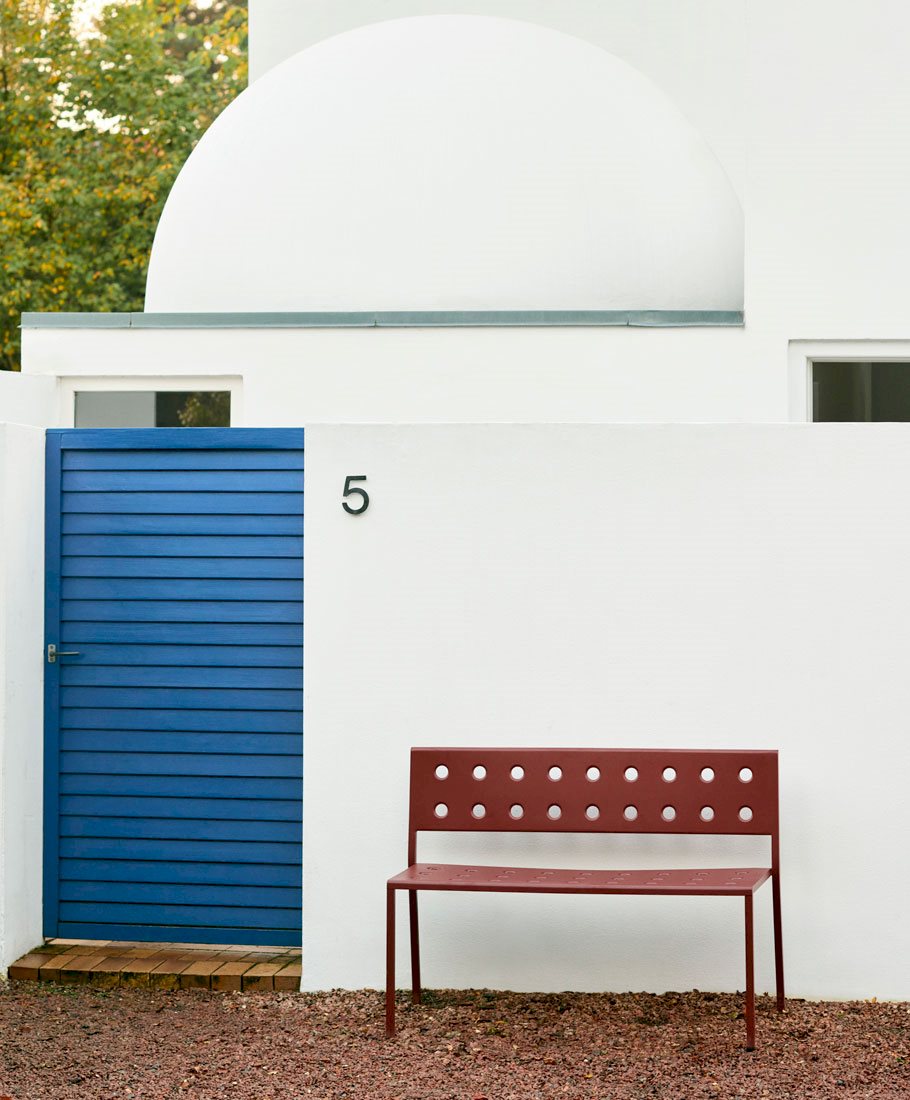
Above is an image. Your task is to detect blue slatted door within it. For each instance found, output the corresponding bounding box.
[44,429,303,946]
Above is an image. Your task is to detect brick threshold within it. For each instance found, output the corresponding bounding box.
[8,938,301,992]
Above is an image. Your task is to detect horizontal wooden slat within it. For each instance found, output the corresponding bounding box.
[63,513,302,536]
[54,428,303,450]
[63,448,305,471]
[61,665,301,689]
[54,922,300,947]
[61,730,301,756]
[58,901,300,930]
[59,836,300,864]
[62,578,302,602]
[62,599,302,624]
[60,858,301,887]
[60,774,301,799]
[63,491,300,514]
[61,816,301,843]
[63,470,302,492]
[61,686,300,711]
[63,535,302,557]
[60,751,301,777]
[60,880,300,907]
[60,707,301,733]
[63,556,302,579]
[60,795,301,822]
[54,643,301,667]
[62,622,302,645]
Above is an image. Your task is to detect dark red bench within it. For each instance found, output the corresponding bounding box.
[386,748,784,1048]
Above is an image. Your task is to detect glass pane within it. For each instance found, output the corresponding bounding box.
[75,391,231,428]
[75,392,156,428]
[155,392,231,427]
[813,362,910,422]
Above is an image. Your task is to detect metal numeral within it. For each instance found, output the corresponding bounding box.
[342,475,369,515]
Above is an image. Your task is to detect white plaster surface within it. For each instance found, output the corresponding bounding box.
[146,16,743,313]
[22,324,771,424]
[0,373,55,429]
[303,424,910,999]
[0,425,46,972]
[248,0,747,198]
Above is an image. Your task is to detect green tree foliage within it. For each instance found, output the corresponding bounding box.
[0,0,247,371]
[176,389,229,425]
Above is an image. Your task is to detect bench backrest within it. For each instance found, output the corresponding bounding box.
[408,748,779,866]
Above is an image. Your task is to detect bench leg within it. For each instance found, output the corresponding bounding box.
[409,890,422,1005]
[744,893,755,1051]
[772,872,785,1011]
[386,886,396,1037]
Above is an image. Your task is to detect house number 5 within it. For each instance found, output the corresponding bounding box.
[342,475,369,515]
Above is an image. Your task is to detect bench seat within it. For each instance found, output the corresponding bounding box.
[390,863,771,895]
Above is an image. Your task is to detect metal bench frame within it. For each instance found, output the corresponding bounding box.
[386,747,784,1048]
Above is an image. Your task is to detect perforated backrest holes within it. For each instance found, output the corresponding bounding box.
[473,765,487,780]
[509,804,524,820]
[700,767,715,783]
[434,803,448,818]
[623,805,638,821]
[585,805,600,821]
[547,805,562,820]
[661,806,676,822]
[700,806,715,822]
[662,767,677,782]
[548,766,563,781]
[586,766,600,782]
[472,804,486,819]
[510,765,524,781]
[434,765,448,780]
[739,806,753,823]
[624,767,638,782]
[739,767,753,783]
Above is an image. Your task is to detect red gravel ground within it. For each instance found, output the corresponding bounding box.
[0,982,907,1099]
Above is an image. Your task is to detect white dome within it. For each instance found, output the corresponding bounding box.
[145,16,743,313]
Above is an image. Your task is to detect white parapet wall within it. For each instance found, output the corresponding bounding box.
[0,373,55,429]
[303,423,910,1000]
[22,322,767,424]
[0,424,46,972]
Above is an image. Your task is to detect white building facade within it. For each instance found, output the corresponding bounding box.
[1,1,909,1000]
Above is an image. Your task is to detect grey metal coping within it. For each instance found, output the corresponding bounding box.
[21,309,743,329]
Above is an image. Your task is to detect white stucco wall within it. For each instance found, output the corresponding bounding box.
[0,424,46,972]
[147,16,743,314]
[248,0,747,197]
[0,373,55,429]
[22,324,770,424]
[205,0,910,343]
[23,327,910,429]
[303,424,910,1000]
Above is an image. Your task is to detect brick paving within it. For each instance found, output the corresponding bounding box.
[8,938,301,992]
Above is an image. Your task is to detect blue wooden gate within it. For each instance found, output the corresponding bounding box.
[44,429,303,946]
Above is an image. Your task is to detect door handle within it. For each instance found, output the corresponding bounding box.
[47,644,80,663]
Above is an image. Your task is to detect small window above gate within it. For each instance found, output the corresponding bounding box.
[74,390,231,428]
